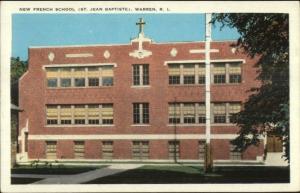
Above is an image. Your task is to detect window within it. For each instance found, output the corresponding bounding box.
[198,64,205,84]
[132,141,149,160]
[46,68,59,88]
[183,64,195,84]
[168,103,205,124]
[74,141,85,159]
[198,140,206,160]
[60,68,72,87]
[230,144,242,160]
[61,78,71,87]
[74,78,85,87]
[46,105,58,125]
[168,103,180,124]
[213,103,226,123]
[213,63,226,84]
[88,105,100,125]
[198,104,206,123]
[102,104,113,124]
[102,66,113,86]
[87,67,100,87]
[88,78,99,87]
[47,79,58,87]
[133,103,149,124]
[228,103,241,123]
[46,66,114,88]
[183,103,195,123]
[60,105,72,124]
[74,67,85,87]
[168,64,180,85]
[229,63,242,83]
[46,141,57,159]
[168,141,179,160]
[102,141,113,159]
[74,105,86,124]
[46,104,113,125]
[132,64,149,86]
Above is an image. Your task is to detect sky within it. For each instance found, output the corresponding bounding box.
[12,14,241,60]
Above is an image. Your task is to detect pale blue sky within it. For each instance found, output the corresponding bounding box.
[12,14,240,60]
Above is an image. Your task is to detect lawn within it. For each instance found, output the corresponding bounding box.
[84,165,290,184]
[12,165,107,175]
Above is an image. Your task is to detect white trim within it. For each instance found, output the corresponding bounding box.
[45,125,115,128]
[164,59,246,66]
[189,49,219,54]
[65,53,94,58]
[131,85,151,88]
[130,124,151,127]
[28,134,242,140]
[22,158,263,165]
[28,134,265,140]
[42,63,117,69]
[28,40,237,49]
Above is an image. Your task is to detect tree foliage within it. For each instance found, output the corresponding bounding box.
[211,14,289,161]
[11,57,28,143]
[11,57,28,105]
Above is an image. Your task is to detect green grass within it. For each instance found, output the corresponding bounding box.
[11,177,43,184]
[12,165,107,175]
[84,165,290,184]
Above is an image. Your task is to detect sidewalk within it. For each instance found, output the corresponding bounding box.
[29,164,143,184]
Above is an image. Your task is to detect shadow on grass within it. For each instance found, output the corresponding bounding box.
[11,166,106,175]
[11,177,44,184]
[84,166,290,184]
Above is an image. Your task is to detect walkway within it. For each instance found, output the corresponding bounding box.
[12,164,143,184]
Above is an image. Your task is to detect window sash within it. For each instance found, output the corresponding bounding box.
[213,64,226,74]
[183,64,195,75]
[168,65,180,75]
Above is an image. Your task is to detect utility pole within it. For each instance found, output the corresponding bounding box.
[204,13,213,173]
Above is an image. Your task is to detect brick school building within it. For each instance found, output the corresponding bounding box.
[16,18,276,165]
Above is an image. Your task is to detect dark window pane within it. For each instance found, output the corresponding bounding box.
[214,75,226,84]
[88,78,99,86]
[133,65,140,85]
[133,103,140,124]
[169,76,180,85]
[88,119,99,124]
[75,78,85,87]
[214,115,226,123]
[47,119,58,125]
[184,117,195,124]
[47,79,57,87]
[198,116,206,123]
[183,76,195,84]
[142,103,149,124]
[142,65,149,85]
[103,119,113,125]
[169,118,180,124]
[229,74,241,83]
[60,78,71,87]
[199,76,205,84]
[61,120,71,124]
[102,77,113,86]
[75,119,85,124]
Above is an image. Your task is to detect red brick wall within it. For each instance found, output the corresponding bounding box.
[149,140,168,159]
[19,41,263,160]
[180,140,199,159]
[84,140,101,159]
[28,140,45,159]
[113,140,131,159]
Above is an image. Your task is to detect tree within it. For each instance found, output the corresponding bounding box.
[11,57,28,142]
[211,14,289,161]
[11,57,28,105]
